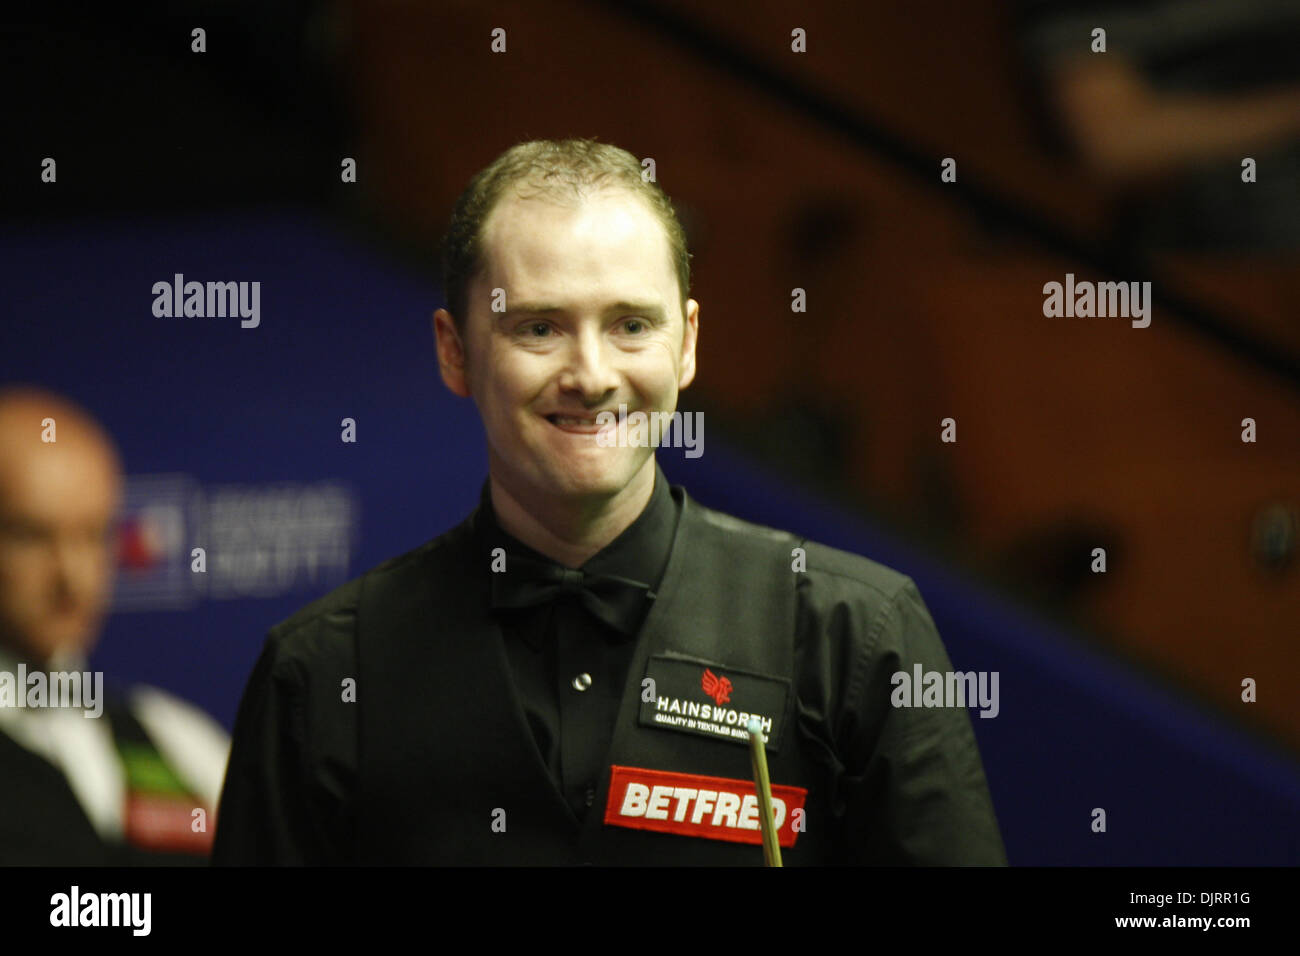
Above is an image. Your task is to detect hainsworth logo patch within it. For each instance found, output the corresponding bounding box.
[604,765,807,848]
[639,655,790,751]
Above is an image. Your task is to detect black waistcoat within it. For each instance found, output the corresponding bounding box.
[357,491,838,865]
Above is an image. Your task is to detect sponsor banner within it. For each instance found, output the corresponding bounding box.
[113,473,357,610]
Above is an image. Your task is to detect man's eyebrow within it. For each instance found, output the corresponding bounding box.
[498,301,667,320]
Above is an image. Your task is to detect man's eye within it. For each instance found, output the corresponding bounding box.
[525,322,551,337]
[622,318,646,334]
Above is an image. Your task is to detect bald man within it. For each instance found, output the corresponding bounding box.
[0,386,229,865]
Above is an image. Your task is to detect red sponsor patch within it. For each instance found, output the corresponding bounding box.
[604,765,807,847]
[124,794,214,856]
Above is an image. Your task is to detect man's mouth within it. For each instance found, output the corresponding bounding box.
[545,413,613,435]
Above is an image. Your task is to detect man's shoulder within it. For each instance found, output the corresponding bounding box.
[687,493,916,606]
[260,516,475,659]
[799,536,917,606]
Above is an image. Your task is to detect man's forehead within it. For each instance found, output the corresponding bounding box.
[0,423,122,522]
[0,477,120,530]
[477,188,674,294]
[484,184,651,234]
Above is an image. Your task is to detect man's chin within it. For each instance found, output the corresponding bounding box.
[538,453,650,499]
[549,466,635,499]
[6,634,90,668]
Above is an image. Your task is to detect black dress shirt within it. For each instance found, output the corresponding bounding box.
[473,465,678,820]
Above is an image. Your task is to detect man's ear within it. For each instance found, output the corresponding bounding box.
[433,308,472,397]
[678,298,700,390]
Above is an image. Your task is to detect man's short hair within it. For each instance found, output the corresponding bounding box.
[439,137,693,334]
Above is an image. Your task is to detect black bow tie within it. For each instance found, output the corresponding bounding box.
[489,550,655,637]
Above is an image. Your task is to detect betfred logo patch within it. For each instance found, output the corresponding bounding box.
[639,654,790,751]
[604,765,807,848]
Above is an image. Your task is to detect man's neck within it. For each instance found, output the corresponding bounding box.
[488,460,656,569]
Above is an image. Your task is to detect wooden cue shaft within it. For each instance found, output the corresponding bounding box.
[747,718,783,867]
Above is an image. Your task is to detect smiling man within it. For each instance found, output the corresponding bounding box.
[438,177,696,568]
[213,138,1006,865]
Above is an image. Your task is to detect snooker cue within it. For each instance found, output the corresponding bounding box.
[746,717,783,867]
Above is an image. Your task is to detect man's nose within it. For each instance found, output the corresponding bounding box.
[51,535,108,602]
[557,327,620,399]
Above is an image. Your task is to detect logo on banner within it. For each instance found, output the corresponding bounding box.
[604,765,807,848]
[112,474,200,610]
